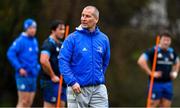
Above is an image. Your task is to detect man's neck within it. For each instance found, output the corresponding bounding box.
[81,25,96,32]
[50,34,60,44]
[89,26,96,32]
[23,32,33,38]
[159,44,168,51]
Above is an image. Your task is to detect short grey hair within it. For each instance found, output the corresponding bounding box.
[84,6,99,19]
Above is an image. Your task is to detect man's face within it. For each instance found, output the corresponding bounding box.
[26,26,37,37]
[159,36,171,50]
[54,24,65,40]
[81,8,98,29]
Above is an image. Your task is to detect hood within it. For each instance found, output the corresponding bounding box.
[75,25,100,35]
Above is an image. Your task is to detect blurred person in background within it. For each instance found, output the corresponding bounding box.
[40,20,67,107]
[7,18,40,107]
[137,31,180,107]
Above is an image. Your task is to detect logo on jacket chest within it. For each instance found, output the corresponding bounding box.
[82,47,88,52]
[97,46,103,53]
[28,47,38,52]
[158,53,163,58]
[56,47,60,59]
[170,53,174,59]
[56,47,60,52]
[80,46,103,53]
[29,47,32,52]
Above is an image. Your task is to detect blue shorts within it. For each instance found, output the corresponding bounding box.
[40,79,67,103]
[16,76,37,92]
[148,81,173,101]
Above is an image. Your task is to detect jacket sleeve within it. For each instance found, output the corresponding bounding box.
[7,38,22,71]
[59,35,77,86]
[103,36,111,74]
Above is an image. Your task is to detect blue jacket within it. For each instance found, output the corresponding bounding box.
[7,32,40,77]
[59,26,110,86]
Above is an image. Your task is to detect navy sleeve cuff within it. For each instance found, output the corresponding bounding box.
[68,80,77,86]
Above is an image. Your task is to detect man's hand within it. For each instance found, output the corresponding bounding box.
[19,68,27,77]
[72,82,81,94]
[170,71,178,80]
[151,71,162,78]
[51,75,59,83]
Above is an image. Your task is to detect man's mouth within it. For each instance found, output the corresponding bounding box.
[82,22,87,25]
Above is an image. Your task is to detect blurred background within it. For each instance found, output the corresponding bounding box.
[0,0,180,107]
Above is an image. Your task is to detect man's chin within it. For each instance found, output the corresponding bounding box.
[81,25,88,28]
[57,37,64,40]
[161,46,169,50]
[29,35,35,37]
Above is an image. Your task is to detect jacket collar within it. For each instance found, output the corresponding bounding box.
[21,32,28,37]
[75,25,100,35]
[21,32,35,39]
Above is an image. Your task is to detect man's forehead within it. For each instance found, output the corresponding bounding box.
[82,8,94,14]
[161,36,171,39]
[57,24,65,28]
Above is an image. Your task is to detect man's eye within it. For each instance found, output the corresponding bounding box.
[86,15,91,18]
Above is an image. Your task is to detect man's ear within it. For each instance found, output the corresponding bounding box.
[51,30,55,34]
[95,17,99,23]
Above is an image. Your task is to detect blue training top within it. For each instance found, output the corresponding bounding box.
[7,32,40,77]
[40,36,66,87]
[143,46,179,82]
[40,37,62,79]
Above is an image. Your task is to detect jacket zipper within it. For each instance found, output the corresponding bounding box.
[91,33,94,85]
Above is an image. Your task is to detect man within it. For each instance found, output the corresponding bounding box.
[137,32,180,107]
[7,18,40,107]
[40,20,67,107]
[59,6,110,108]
